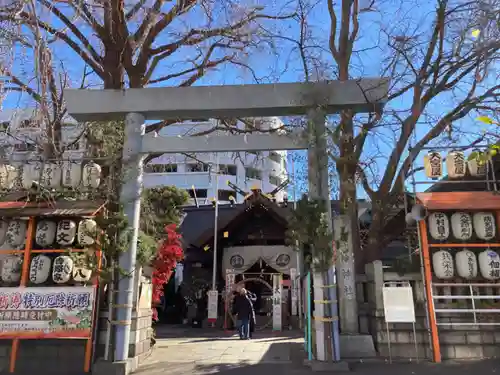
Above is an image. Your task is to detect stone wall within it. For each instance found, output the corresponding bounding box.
[357,261,500,360]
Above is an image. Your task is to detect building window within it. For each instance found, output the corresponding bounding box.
[144,164,178,173]
[219,164,237,176]
[218,190,235,201]
[187,188,208,198]
[186,163,209,172]
[13,143,38,152]
[269,175,282,186]
[245,167,262,180]
[269,152,282,163]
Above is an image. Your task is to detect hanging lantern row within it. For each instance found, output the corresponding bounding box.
[428,212,496,241]
[0,161,101,190]
[1,254,91,284]
[432,249,500,281]
[424,150,486,179]
[0,218,97,248]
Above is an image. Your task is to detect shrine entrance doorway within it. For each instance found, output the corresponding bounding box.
[226,259,288,331]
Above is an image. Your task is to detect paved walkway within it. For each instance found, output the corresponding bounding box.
[135,326,500,375]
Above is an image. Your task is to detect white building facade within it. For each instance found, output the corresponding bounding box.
[0,110,288,204]
[144,118,289,204]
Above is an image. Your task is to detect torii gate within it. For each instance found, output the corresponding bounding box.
[65,79,388,366]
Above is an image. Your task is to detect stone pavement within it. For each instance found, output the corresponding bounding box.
[135,326,500,375]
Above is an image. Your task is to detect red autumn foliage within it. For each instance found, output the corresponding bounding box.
[151,224,184,321]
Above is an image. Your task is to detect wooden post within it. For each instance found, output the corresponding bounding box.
[418,220,441,363]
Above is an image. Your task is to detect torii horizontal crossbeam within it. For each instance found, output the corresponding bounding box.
[64,79,389,122]
[141,133,307,154]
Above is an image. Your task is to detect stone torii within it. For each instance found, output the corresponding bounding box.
[65,78,388,370]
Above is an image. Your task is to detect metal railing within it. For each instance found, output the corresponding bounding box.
[432,282,500,326]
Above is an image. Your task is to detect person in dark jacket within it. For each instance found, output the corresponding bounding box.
[232,288,254,340]
[247,291,257,338]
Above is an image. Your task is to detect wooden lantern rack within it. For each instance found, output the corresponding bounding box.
[416,191,500,363]
[0,200,104,373]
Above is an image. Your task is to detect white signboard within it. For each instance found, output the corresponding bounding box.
[290,268,298,316]
[382,284,416,323]
[207,290,218,323]
[272,274,282,331]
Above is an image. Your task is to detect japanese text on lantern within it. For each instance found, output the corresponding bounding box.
[435,213,447,238]
[453,153,465,175]
[440,251,454,278]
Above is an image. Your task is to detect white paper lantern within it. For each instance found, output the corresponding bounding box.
[40,163,62,189]
[35,220,57,247]
[73,267,92,283]
[52,255,74,284]
[478,250,500,280]
[432,250,455,279]
[424,151,442,179]
[62,161,82,188]
[446,151,466,179]
[467,156,487,177]
[0,164,17,189]
[56,220,77,246]
[5,220,27,247]
[82,161,102,188]
[451,212,473,240]
[77,219,97,246]
[428,212,450,240]
[473,212,496,240]
[22,162,42,189]
[455,249,477,279]
[1,255,22,283]
[29,254,51,284]
[0,219,8,245]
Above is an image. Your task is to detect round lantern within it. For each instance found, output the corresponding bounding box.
[35,220,57,247]
[5,220,27,247]
[450,212,473,240]
[56,220,77,246]
[446,150,466,179]
[478,250,500,280]
[73,267,92,283]
[1,255,22,283]
[29,254,51,284]
[22,162,42,189]
[0,219,8,245]
[82,161,102,188]
[455,249,477,279]
[424,151,442,179]
[432,250,455,279]
[0,164,17,190]
[77,219,97,246]
[41,163,61,189]
[473,212,496,240]
[52,255,74,284]
[467,150,487,177]
[428,212,450,240]
[62,161,82,188]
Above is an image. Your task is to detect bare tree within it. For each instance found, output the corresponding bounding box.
[0,0,294,132]
[288,0,500,267]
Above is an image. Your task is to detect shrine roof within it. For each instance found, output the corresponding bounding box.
[0,199,106,217]
[179,198,372,248]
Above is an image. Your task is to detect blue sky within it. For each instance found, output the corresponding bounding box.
[2,0,498,200]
